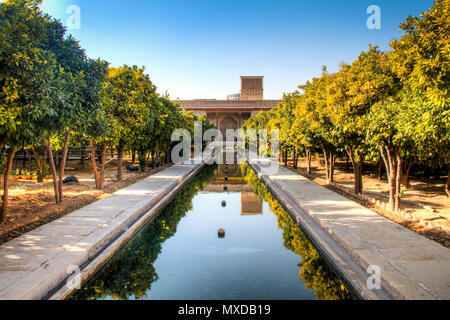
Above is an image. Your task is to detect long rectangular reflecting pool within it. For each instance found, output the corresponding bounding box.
[71,164,355,300]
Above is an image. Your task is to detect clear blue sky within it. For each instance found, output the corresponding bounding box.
[40,0,435,100]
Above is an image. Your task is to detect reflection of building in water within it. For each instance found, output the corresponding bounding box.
[203,164,263,215]
[241,192,263,216]
[204,164,249,191]
[203,184,253,193]
[217,164,241,179]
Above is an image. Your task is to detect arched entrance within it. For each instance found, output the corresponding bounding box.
[219,115,239,136]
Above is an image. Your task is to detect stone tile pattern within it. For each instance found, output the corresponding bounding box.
[0,163,201,300]
[253,161,450,300]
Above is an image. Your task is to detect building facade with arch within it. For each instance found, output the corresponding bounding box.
[178,76,280,135]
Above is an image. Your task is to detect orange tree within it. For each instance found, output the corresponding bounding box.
[0,0,60,220]
[389,0,449,196]
[103,65,157,180]
[328,46,400,194]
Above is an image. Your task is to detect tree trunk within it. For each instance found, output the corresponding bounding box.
[0,146,5,186]
[306,148,312,175]
[44,138,60,204]
[323,148,335,184]
[355,161,363,194]
[117,144,124,181]
[80,144,86,171]
[22,148,26,169]
[381,145,399,212]
[32,146,47,183]
[90,139,100,189]
[99,145,106,190]
[158,152,163,167]
[378,159,383,181]
[138,149,146,172]
[387,164,396,212]
[151,150,155,169]
[58,130,71,203]
[329,151,335,183]
[445,164,449,197]
[346,147,363,194]
[166,149,171,164]
[293,148,298,169]
[402,157,415,190]
[97,147,103,166]
[284,149,288,167]
[31,146,43,183]
[395,153,402,212]
[57,151,62,172]
[1,148,15,223]
[323,149,330,184]
[132,149,136,164]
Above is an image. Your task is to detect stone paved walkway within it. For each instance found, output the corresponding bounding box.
[250,159,450,300]
[0,162,204,300]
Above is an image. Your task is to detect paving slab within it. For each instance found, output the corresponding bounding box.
[0,162,205,300]
[250,159,450,300]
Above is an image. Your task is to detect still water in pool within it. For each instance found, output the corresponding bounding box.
[72,164,354,300]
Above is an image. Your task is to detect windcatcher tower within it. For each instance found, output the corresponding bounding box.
[240,76,264,100]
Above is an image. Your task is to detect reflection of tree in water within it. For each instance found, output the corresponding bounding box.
[241,164,355,300]
[71,165,216,300]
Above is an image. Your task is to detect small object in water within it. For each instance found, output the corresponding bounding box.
[218,228,225,238]
[63,175,79,185]
[221,200,227,207]
[126,165,139,172]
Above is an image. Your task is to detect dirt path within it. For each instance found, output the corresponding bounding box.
[0,162,171,245]
[284,159,449,248]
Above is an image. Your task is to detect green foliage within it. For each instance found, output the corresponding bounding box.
[268,94,297,150]
[243,0,449,200]
[242,111,271,132]
[101,65,156,148]
[0,0,58,147]
[0,0,212,217]
[295,69,339,151]
[390,0,449,106]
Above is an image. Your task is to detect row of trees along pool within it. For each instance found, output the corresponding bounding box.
[0,0,215,222]
[243,0,449,213]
